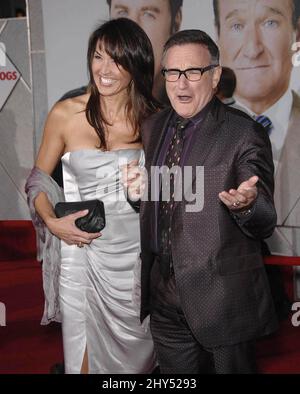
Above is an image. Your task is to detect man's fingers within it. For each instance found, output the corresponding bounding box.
[248,175,259,186]
[120,160,139,168]
[239,176,259,190]
[128,160,139,167]
[219,190,253,209]
[229,190,248,203]
[127,168,141,181]
[121,164,143,187]
[220,176,259,210]
[219,192,234,206]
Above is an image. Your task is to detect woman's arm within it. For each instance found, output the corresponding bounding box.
[34,103,66,225]
[34,102,101,245]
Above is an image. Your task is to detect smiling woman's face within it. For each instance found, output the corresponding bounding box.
[92,41,132,98]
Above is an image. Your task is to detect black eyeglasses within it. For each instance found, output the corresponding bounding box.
[161,65,219,82]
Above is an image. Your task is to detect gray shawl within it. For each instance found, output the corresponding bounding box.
[25,167,64,325]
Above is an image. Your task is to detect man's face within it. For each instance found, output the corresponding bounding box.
[217,0,296,112]
[110,0,176,85]
[163,44,221,118]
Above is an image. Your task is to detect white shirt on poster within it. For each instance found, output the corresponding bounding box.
[235,89,293,172]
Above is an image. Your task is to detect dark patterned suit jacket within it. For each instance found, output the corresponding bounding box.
[139,97,278,347]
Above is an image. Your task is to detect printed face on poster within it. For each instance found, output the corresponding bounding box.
[214,0,300,115]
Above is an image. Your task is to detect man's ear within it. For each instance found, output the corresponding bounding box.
[172,9,182,34]
[212,66,222,90]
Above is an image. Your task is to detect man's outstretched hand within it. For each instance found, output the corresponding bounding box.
[219,176,258,211]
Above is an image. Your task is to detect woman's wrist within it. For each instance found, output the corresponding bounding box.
[44,215,57,230]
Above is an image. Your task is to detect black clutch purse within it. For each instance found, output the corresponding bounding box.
[54,200,105,233]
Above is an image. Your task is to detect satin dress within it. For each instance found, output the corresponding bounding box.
[60,148,156,374]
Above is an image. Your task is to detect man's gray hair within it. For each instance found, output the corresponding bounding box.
[162,29,220,65]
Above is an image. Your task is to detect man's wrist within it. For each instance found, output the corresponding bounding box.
[236,208,253,217]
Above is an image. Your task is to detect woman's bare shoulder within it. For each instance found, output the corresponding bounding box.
[49,93,89,121]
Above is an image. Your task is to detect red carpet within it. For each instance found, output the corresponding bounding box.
[0,221,299,374]
[0,221,63,374]
[256,265,300,374]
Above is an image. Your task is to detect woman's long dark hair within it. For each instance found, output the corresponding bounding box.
[86,18,160,150]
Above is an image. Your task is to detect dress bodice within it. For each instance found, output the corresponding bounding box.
[61,148,144,214]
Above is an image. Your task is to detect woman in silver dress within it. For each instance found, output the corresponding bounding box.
[26,18,159,374]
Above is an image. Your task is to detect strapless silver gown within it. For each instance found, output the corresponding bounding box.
[60,149,156,374]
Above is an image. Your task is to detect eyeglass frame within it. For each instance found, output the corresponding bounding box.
[161,64,219,82]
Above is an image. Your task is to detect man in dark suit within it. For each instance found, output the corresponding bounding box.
[125,29,278,374]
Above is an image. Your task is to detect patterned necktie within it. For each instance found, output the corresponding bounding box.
[159,118,189,260]
[255,115,273,135]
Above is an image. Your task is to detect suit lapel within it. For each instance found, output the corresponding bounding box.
[274,91,300,225]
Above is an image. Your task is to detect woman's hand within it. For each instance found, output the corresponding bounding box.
[45,210,102,246]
